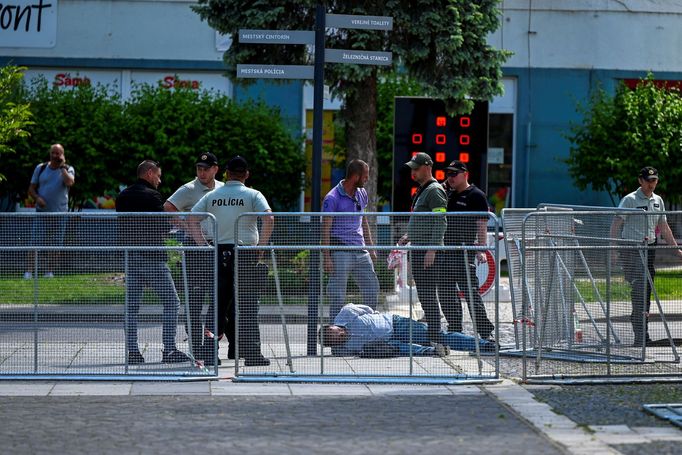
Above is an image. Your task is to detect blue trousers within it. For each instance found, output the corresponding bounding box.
[327,250,379,320]
[389,314,494,356]
[126,257,180,353]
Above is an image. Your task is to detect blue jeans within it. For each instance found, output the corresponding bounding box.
[126,256,180,353]
[327,250,379,320]
[389,315,494,356]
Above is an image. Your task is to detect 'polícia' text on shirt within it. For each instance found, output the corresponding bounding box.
[212,198,245,206]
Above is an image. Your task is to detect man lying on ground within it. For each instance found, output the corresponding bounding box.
[319,303,496,357]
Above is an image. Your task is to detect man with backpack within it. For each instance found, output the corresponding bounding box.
[24,144,75,279]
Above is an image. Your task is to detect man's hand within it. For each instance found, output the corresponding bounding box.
[369,250,377,262]
[423,250,436,268]
[36,196,46,208]
[398,234,409,246]
[324,255,334,273]
[476,251,487,263]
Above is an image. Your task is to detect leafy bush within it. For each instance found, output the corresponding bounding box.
[2,81,304,210]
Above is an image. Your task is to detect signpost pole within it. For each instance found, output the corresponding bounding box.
[307,3,326,355]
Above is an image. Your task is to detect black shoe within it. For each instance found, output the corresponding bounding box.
[128,351,145,365]
[227,349,244,360]
[244,355,270,367]
[634,335,653,347]
[162,349,191,363]
[200,355,221,366]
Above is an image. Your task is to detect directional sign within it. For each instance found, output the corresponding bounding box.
[236,64,314,79]
[326,14,393,31]
[239,29,315,45]
[325,49,392,66]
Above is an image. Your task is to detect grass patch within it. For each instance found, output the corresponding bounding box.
[574,269,682,301]
[0,274,126,305]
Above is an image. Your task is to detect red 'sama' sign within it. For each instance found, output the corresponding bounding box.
[53,73,91,87]
[162,76,201,90]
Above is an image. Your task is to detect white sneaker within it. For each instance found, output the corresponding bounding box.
[23,272,32,280]
[44,272,54,278]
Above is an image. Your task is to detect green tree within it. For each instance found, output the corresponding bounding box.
[0,66,32,184]
[566,76,682,205]
[192,0,510,210]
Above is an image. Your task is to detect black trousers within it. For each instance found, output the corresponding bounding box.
[217,245,263,357]
[411,250,443,344]
[438,250,494,338]
[621,247,656,340]
[184,249,213,359]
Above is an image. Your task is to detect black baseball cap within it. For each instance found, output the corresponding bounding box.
[405,152,434,169]
[639,166,659,181]
[226,155,249,172]
[445,160,468,173]
[196,152,218,168]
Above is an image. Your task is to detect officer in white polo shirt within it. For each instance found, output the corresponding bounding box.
[610,166,682,346]
[165,152,223,364]
[192,156,274,366]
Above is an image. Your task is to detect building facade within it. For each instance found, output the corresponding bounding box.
[2,0,681,209]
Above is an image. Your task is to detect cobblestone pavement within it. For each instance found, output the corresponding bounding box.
[0,394,564,455]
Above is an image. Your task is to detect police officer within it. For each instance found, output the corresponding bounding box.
[191,156,274,366]
[439,160,494,340]
[164,152,223,364]
[610,166,682,346]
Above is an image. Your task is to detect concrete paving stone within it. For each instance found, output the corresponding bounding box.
[130,381,211,395]
[631,426,682,440]
[367,384,454,395]
[0,382,54,396]
[594,433,651,445]
[288,383,372,396]
[210,382,292,395]
[446,385,485,395]
[50,382,132,396]
[590,424,633,434]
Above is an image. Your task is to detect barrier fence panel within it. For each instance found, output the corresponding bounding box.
[0,212,218,380]
[512,209,682,382]
[233,212,500,384]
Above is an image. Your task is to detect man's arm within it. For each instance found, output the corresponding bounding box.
[28,183,46,209]
[658,219,682,259]
[257,210,274,260]
[61,166,75,187]
[361,216,377,261]
[475,219,488,263]
[321,215,334,273]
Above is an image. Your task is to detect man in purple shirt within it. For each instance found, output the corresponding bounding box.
[322,159,379,320]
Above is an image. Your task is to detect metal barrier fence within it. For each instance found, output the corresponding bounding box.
[502,207,682,383]
[233,212,500,384]
[0,212,218,380]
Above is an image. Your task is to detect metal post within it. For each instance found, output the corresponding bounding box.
[307,3,326,355]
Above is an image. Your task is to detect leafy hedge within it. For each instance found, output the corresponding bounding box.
[2,78,304,210]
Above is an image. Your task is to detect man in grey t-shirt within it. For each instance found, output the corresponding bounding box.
[24,144,75,279]
[610,166,682,346]
[165,152,224,364]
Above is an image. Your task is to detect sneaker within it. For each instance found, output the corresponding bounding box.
[227,348,244,360]
[244,355,270,367]
[128,351,145,365]
[23,272,32,280]
[633,335,653,347]
[162,349,190,363]
[43,272,54,278]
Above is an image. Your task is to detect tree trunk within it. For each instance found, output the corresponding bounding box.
[343,76,379,213]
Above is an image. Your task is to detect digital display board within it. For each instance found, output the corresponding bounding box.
[392,98,488,212]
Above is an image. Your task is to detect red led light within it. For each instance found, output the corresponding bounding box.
[459,152,470,162]
[435,134,446,145]
[412,133,423,144]
[459,134,470,146]
[460,117,471,128]
[435,170,445,180]
[436,116,446,127]
[435,152,446,162]
[411,151,419,157]
[410,187,418,196]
